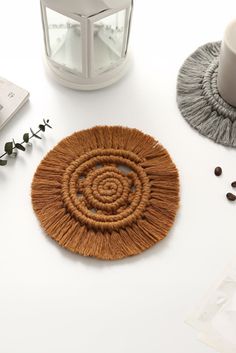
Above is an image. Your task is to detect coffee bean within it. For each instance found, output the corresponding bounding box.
[214,166,222,176]
[226,193,236,201]
[231,181,236,188]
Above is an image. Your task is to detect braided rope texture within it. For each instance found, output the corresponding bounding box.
[32,126,179,260]
[177,41,236,147]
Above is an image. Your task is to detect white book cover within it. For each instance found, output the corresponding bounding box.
[0,77,29,130]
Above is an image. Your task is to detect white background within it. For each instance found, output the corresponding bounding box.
[0,1,236,352]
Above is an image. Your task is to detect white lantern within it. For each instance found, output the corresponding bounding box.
[40,0,133,90]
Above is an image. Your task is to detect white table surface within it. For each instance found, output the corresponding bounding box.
[0,1,236,352]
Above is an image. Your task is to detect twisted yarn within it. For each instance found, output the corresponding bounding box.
[177,41,236,147]
[32,126,179,260]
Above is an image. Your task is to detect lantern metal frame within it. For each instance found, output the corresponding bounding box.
[40,0,133,90]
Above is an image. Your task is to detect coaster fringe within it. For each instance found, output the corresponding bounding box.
[32,126,179,260]
[177,41,236,147]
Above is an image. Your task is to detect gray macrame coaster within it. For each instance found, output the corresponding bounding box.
[177,41,236,147]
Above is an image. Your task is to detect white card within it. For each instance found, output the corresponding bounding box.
[0,77,29,130]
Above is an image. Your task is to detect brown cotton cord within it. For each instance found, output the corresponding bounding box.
[31,126,180,260]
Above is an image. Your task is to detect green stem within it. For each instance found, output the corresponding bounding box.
[0,127,43,160]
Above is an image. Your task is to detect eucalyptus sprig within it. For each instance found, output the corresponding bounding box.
[0,119,52,166]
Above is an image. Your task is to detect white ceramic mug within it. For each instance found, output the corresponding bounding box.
[217,20,236,107]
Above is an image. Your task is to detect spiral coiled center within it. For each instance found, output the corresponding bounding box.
[62,149,150,231]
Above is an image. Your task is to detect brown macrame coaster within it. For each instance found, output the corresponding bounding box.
[32,126,179,260]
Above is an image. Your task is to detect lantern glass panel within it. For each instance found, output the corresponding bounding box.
[93,9,126,73]
[46,7,82,74]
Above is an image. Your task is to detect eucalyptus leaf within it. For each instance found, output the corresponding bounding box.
[4,142,13,155]
[15,143,26,152]
[23,133,29,143]
[0,160,7,166]
[39,124,46,132]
